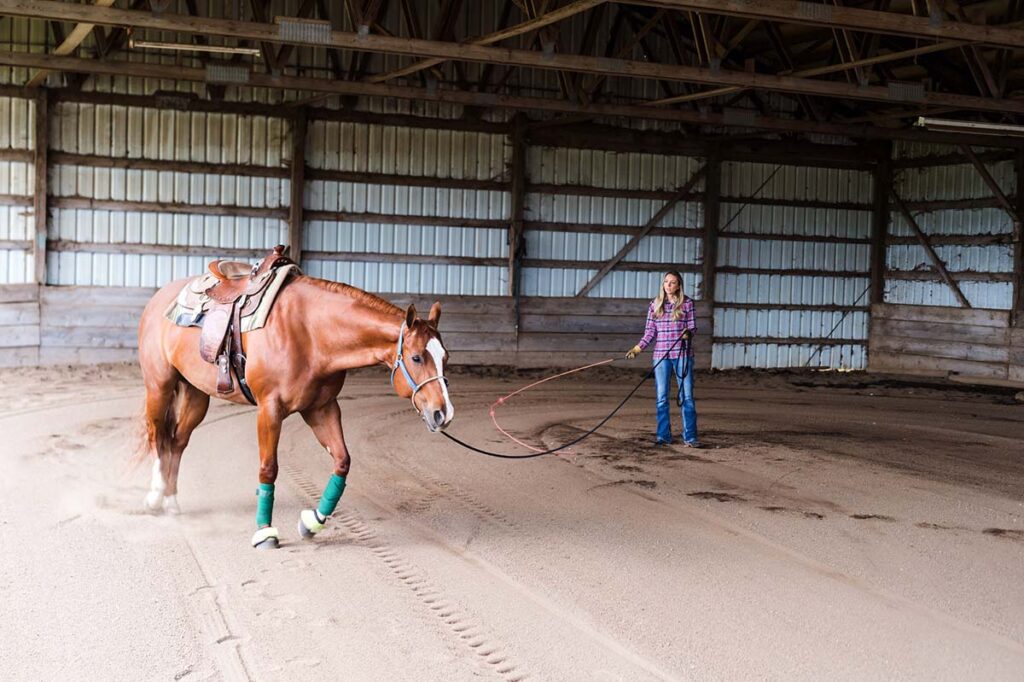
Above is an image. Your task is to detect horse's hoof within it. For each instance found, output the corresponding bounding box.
[252,526,279,549]
[162,496,181,515]
[298,509,325,539]
[254,536,279,550]
[143,491,164,514]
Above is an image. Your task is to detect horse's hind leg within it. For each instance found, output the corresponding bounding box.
[160,382,211,515]
[141,373,179,513]
[296,400,351,540]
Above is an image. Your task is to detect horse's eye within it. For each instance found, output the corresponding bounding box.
[411,355,422,364]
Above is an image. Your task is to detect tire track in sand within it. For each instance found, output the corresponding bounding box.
[280,463,529,681]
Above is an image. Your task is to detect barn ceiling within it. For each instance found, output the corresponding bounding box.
[1,0,1023,146]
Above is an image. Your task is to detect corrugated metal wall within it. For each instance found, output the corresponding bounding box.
[0,95,35,283]
[890,141,1015,309]
[714,162,873,369]
[523,147,703,298]
[46,103,289,286]
[303,120,510,295]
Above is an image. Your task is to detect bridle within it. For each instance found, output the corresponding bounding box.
[390,322,447,410]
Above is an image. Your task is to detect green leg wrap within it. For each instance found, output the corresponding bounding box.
[317,474,347,518]
[256,482,275,528]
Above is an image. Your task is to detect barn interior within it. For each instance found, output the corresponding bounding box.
[1,2,1022,679]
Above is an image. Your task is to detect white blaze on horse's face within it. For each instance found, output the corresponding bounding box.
[425,337,454,429]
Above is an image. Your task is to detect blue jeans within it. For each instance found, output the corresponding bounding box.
[653,356,697,444]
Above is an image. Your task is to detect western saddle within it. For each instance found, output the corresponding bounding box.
[198,245,296,405]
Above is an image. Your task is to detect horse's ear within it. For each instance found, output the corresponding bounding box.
[404,304,417,328]
[427,301,441,329]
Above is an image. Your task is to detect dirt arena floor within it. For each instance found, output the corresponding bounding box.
[2,362,1023,681]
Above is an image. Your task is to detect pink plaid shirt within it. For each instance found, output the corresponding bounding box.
[637,297,697,359]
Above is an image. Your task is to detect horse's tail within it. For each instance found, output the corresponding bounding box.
[131,380,184,466]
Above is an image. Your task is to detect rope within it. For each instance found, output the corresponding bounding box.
[440,335,688,459]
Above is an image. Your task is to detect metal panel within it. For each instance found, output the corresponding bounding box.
[46,102,290,286]
[896,162,1015,200]
[885,280,1013,310]
[887,244,1012,273]
[523,147,703,298]
[887,154,1016,310]
[720,202,871,238]
[304,220,506,258]
[0,96,34,149]
[522,267,701,300]
[718,238,869,271]
[303,259,506,296]
[715,308,868,340]
[716,273,871,306]
[308,121,508,180]
[306,181,507,220]
[530,147,703,191]
[713,343,866,370]
[722,162,873,202]
[888,207,1012,237]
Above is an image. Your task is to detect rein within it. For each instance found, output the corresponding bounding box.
[440,335,689,459]
[390,322,447,410]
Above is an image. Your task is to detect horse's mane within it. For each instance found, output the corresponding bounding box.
[299,276,403,316]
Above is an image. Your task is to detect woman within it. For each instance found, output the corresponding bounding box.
[626,271,699,447]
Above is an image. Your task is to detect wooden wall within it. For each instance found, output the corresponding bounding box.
[0,284,712,371]
[869,303,1023,382]
[0,284,40,367]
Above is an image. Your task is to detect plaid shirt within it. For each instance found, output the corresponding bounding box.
[637,297,697,359]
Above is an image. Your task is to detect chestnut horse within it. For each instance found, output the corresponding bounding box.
[137,273,454,548]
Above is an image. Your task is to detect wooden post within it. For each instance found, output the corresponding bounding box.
[701,145,721,309]
[288,107,307,265]
[508,113,527,334]
[870,141,892,305]
[1014,149,1024,326]
[33,88,49,285]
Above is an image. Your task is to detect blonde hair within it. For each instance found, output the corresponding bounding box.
[652,271,684,320]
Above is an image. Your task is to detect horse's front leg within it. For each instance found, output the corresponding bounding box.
[296,400,351,540]
[252,404,285,549]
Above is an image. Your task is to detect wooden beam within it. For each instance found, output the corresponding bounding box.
[369,0,605,84]
[24,0,116,88]
[891,190,972,307]
[701,146,721,306]
[575,163,709,297]
[870,141,892,305]
[886,270,1011,283]
[51,196,289,219]
[33,88,48,284]
[629,0,1024,49]
[1014,149,1024,326]
[8,1,1021,116]
[509,113,527,335]
[893,149,1014,169]
[650,39,972,107]
[5,51,1024,148]
[288,108,307,265]
[51,152,289,178]
[959,144,1020,224]
[246,0,281,74]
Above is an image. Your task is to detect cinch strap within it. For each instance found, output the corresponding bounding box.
[256,482,275,527]
[318,474,347,517]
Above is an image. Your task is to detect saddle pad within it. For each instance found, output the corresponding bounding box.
[165,263,300,333]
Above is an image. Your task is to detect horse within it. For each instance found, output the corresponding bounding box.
[136,261,454,549]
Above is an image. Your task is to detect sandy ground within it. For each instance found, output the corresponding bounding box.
[1,362,1023,681]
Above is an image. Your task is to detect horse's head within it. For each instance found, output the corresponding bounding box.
[391,302,454,432]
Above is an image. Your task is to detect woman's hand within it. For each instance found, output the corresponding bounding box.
[625,345,642,359]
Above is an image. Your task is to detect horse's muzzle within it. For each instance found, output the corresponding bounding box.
[424,408,451,433]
